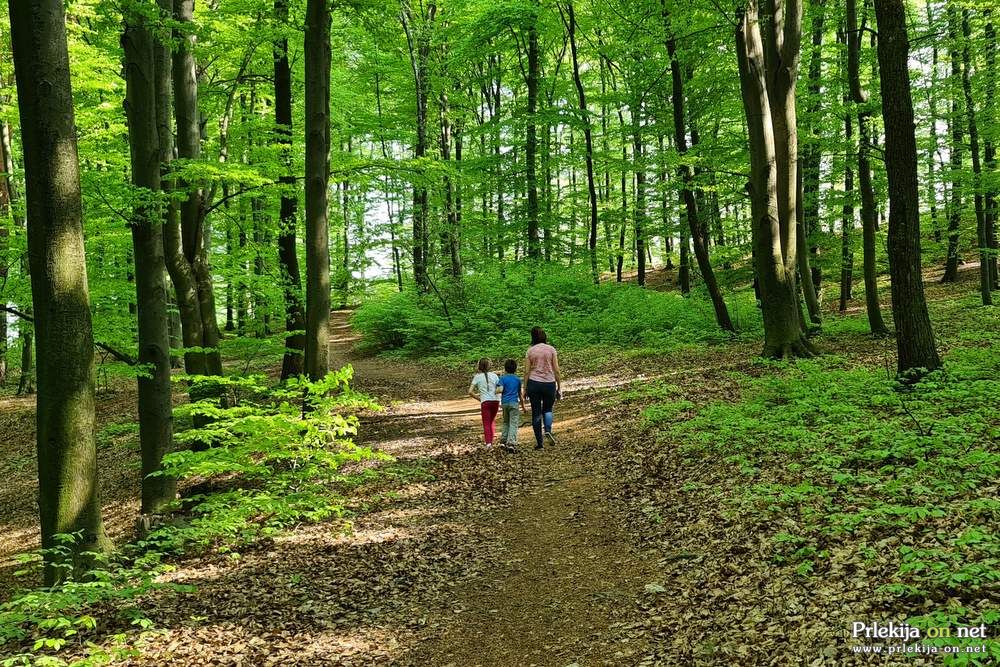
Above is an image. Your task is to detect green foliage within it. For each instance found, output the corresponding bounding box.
[644,341,1000,656]
[353,264,760,362]
[0,369,386,665]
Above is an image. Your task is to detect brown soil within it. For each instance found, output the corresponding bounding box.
[1,310,656,665]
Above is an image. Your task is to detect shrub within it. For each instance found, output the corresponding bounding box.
[353,264,760,361]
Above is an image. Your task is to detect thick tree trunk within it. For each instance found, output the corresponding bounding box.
[123,4,176,515]
[848,0,890,335]
[304,0,331,381]
[665,18,733,330]
[274,0,306,379]
[736,0,815,358]
[960,10,992,305]
[9,0,110,583]
[873,0,942,376]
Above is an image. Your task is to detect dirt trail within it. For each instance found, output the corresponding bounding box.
[1,312,654,665]
[327,311,654,665]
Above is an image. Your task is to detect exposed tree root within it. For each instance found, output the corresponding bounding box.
[762,335,819,359]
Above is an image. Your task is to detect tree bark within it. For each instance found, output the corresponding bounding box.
[123,3,176,515]
[985,12,999,290]
[959,9,992,305]
[9,0,110,583]
[840,104,855,314]
[632,103,646,287]
[402,1,434,289]
[848,0,890,335]
[873,0,942,375]
[274,0,306,379]
[168,0,223,377]
[736,0,816,358]
[526,3,541,259]
[665,16,734,331]
[304,0,331,380]
[562,2,599,282]
[941,4,963,284]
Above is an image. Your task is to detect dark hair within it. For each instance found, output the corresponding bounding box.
[504,358,517,373]
[531,326,547,345]
[477,357,491,374]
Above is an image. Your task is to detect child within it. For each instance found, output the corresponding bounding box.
[495,359,526,452]
[468,358,501,447]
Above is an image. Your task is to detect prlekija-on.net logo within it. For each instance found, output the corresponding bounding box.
[848,620,991,657]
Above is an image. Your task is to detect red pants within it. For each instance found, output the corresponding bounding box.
[480,400,500,444]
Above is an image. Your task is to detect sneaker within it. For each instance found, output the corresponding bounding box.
[545,432,557,447]
[534,442,544,450]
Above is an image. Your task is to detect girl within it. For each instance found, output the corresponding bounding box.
[468,357,501,447]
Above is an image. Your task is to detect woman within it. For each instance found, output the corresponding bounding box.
[522,327,561,450]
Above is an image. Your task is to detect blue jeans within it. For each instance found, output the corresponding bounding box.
[526,379,557,447]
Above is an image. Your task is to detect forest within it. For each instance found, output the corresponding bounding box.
[0,0,997,663]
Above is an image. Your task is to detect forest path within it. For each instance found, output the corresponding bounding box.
[326,310,655,666]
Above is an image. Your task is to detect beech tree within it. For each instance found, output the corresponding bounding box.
[736,0,816,358]
[304,0,332,380]
[8,0,109,582]
[123,1,176,515]
[873,0,941,375]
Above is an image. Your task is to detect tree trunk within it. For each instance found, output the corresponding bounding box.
[941,4,963,284]
[848,0,890,335]
[801,0,826,253]
[736,0,815,358]
[0,121,11,387]
[665,16,733,330]
[840,46,855,314]
[402,1,434,289]
[439,89,462,278]
[926,0,941,244]
[985,12,998,290]
[959,9,992,305]
[873,0,942,376]
[9,0,110,583]
[123,4,176,515]
[274,0,306,379]
[632,104,646,287]
[526,4,541,259]
[168,0,223,378]
[562,2,598,282]
[616,109,628,282]
[304,0,331,381]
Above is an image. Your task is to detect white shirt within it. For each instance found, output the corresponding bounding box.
[469,372,500,402]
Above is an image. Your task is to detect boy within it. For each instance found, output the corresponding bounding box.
[496,359,526,452]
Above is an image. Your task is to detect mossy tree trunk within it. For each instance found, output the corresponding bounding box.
[9,0,110,583]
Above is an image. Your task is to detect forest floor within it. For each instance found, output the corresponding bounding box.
[0,264,993,666]
[0,310,664,666]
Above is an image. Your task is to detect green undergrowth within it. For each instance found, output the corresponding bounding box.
[0,366,413,667]
[635,308,1000,663]
[353,264,762,365]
